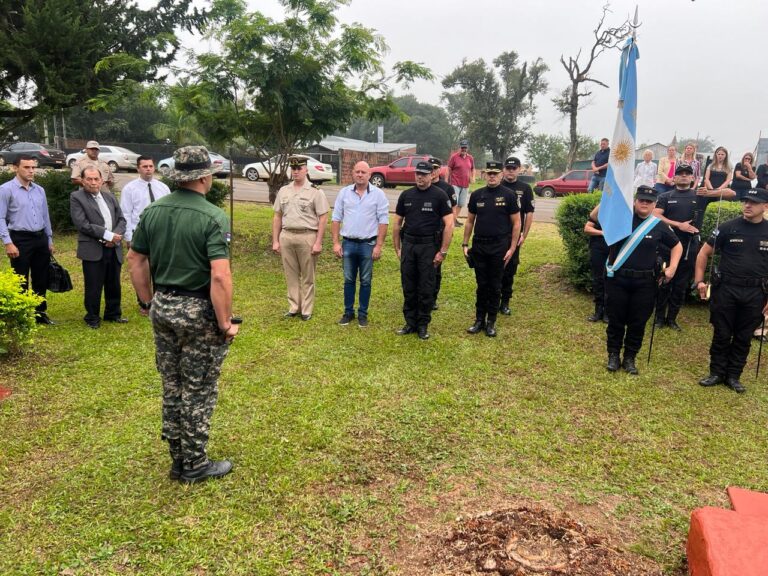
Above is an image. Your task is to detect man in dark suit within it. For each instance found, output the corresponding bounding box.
[70,166,127,328]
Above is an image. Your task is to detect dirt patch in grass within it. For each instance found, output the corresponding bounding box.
[425,504,663,575]
[530,263,576,295]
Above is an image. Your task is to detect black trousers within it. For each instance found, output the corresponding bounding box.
[9,230,49,314]
[82,247,122,323]
[606,275,656,356]
[709,283,765,379]
[472,238,507,322]
[500,245,521,303]
[589,246,609,307]
[656,238,698,321]
[401,240,437,329]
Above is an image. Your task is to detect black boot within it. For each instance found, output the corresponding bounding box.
[606,352,620,372]
[725,376,746,394]
[622,354,639,375]
[587,304,604,322]
[485,321,497,337]
[467,319,485,334]
[653,316,666,329]
[499,301,511,315]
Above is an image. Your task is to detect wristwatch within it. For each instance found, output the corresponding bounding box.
[440,250,448,256]
[138,300,151,310]
[461,243,469,247]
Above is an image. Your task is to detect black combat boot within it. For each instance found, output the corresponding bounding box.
[467,319,485,334]
[606,352,620,372]
[499,301,511,315]
[485,321,497,337]
[622,354,639,375]
[587,304,604,322]
[725,376,746,394]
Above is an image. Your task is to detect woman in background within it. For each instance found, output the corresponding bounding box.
[703,146,733,198]
[633,149,657,188]
[731,152,756,200]
[655,145,677,193]
[680,143,701,188]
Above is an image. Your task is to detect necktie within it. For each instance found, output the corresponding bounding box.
[95,194,113,232]
[148,182,155,203]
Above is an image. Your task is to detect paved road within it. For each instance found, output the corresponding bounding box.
[113,173,561,224]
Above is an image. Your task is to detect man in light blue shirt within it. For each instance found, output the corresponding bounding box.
[0,155,55,324]
[331,161,389,327]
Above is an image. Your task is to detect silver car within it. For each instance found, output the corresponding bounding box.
[158,151,232,178]
[66,145,141,173]
[242,154,335,183]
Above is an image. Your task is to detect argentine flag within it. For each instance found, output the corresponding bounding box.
[598,37,639,246]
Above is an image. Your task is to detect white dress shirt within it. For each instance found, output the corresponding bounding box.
[120,177,171,241]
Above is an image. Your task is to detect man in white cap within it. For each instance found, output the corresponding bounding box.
[71,140,114,193]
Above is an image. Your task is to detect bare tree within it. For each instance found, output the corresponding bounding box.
[553,3,631,169]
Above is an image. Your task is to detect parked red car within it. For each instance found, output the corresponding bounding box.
[369,155,448,188]
[534,170,594,198]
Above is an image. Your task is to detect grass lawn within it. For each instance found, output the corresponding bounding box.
[1,202,767,575]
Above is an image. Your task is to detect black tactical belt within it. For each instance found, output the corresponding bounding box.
[720,276,766,287]
[472,235,508,244]
[403,234,438,244]
[155,285,211,299]
[613,268,655,279]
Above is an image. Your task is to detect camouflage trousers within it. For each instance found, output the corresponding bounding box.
[150,291,229,470]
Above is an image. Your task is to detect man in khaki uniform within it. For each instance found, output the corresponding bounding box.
[271,156,329,320]
[71,140,114,193]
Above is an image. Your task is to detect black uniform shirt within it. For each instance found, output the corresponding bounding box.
[501,178,535,228]
[434,179,457,207]
[657,188,713,238]
[468,185,519,237]
[607,214,679,270]
[756,164,768,190]
[707,217,768,279]
[395,184,452,235]
[587,216,609,253]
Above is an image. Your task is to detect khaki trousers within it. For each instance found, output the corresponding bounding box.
[280,229,317,315]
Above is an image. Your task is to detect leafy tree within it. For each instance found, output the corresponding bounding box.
[526,134,567,175]
[181,0,432,201]
[442,51,548,161]
[150,83,208,147]
[0,0,206,134]
[527,133,599,175]
[344,95,455,159]
[552,3,631,169]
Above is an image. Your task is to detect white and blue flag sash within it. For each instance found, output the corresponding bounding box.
[605,215,660,278]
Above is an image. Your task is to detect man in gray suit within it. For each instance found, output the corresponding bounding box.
[70,166,127,328]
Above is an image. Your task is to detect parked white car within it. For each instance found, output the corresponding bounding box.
[242,154,335,183]
[66,145,141,172]
[158,151,231,178]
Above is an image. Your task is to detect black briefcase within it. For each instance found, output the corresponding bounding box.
[48,256,73,293]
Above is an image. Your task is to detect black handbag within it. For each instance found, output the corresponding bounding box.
[47,256,73,293]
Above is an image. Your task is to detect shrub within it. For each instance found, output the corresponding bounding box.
[0,169,77,232]
[555,192,601,290]
[555,193,744,291]
[158,176,231,208]
[0,269,43,355]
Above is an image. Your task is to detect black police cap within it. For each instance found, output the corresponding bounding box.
[414,161,432,174]
[485,161,503,173]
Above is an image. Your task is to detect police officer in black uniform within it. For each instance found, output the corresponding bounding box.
[694,188,768,393]
[653,163,733,330]
[499,156,535,314]
[605,186,682,374]
[429,156,457,310]
[462,161,521,337]
[392,161,454,340]
[584,204,609,322]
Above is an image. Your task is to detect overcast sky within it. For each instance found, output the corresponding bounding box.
[234,0,767,158]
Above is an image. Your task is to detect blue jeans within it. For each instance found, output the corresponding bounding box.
[342,239,375,317]
[588,174,606,192]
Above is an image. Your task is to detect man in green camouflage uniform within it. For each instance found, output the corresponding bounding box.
[128,146,239,484]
